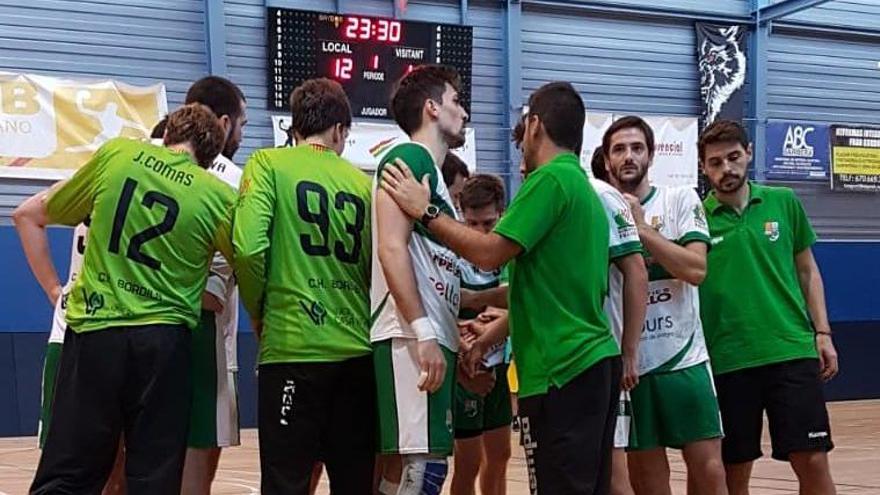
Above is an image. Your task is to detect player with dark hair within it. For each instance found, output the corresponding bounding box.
[16,103,236,494]
[441,152,470,213]
[234,78,374,495]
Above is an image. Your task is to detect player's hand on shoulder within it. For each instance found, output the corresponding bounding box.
[380,158,431,219]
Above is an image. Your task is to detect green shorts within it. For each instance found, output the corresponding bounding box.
[374,338,457,455]
[188,310,240,449]
[39,342,63,448]
[628,361,723,451]
[454,363,513,438]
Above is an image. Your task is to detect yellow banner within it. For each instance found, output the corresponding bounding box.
[0,72,167,179]
[832,146,880,175]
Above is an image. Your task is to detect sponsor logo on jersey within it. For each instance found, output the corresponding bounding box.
[650,215,665,231]
[82,289,105,316]
[299,299,328,326]
[647,287,673,305]
[613,208,638,238]
[693,205,708,229]
[764,221,780,242]
[711,236,725,245]
[464,399,479,418]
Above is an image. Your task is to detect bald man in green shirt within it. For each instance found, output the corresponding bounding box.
[698,120,838,495]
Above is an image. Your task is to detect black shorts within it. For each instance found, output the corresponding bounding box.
[714,358,834,464]
[518,356,621,495]
[258,354,376,495]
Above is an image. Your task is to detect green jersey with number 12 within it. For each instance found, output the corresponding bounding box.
[45,137,236,333]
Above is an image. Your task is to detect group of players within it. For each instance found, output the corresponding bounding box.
[13,63,840,495]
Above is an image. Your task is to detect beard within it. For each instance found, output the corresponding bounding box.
[612,160,648,191]
[712,172,747,193]
[444,127,467,149]
[222,140,239,161]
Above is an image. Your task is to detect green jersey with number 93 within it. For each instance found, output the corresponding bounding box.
[45,137,236,333]
[234,144,373,365]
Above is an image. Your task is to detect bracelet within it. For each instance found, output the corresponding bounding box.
[410,317,437,342]
[815,330,832,336]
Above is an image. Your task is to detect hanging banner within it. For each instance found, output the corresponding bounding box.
[830,124,880,192]
[0,72,167,179]
[272,115,477,172]
[695,23,747,129]
[642,115,699,188]
[580,112,614,176]
[765,121,830,180]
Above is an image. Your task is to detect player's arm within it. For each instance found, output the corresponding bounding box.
[461,309,510,377]
[381,161,522,271]
[13,144,105,305]
[233,152,274,327]
[461,285,508,311]
[614,252,648,391]
[376,188,446,393]
[203,252,231,314]
[624,193,707,285]
[795,247,838,381]
[12,191,62,305]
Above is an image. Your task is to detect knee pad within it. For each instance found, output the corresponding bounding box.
[397,455,448,495]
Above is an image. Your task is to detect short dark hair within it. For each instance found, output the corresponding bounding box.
[150,115,168,139]
[590,147,608,181]
[526,82,585,154]
[441,153,470,188]
[460,174,505,212]
[290,78,352,139]
[602,115,655,159]
[185,76,246,120]
[164,104,225,168]
[699,120,749,161]
[391,64,461,136]
[511,116,525,147]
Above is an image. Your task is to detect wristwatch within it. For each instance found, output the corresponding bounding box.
[420,203,441,226]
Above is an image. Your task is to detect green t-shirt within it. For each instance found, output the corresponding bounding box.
[494,152,619,398]
[700,183,818,374]
[45,138,235,332]
[234,144,373,364]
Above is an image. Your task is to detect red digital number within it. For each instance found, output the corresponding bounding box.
[371,55,379,70]
[333,57,353,80]
[358,18,371,40]
[376,19,389,41]
[343,17,358,39]
[389,21,402,42]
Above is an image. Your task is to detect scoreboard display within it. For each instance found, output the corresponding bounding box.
[268,8,473,119]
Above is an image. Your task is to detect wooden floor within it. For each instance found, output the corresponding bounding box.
[1,400,878,494]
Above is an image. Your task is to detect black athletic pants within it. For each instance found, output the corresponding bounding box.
[519,356,622,495]
[31,324,192,495]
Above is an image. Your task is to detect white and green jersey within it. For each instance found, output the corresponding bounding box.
[594,179,643,346]
[460,261,505,366]
[370,143,462,351]
[617,185,711,375]
[49,223,89,344]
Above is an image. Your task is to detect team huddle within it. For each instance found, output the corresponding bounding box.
[14,65,839,495]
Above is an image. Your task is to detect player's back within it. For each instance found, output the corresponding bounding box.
[48,137,236,333]
[246,144,373,363]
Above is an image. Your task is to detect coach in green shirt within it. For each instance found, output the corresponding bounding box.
[380,81,620,494]
[698,120,838,495]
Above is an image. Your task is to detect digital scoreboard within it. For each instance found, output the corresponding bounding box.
[267,8,473,119]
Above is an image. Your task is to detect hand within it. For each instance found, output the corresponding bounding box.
[48,284,63,306]
[460,337,488,378]
[621,353,639,391]
[251,319,263,340]
[458,320,478,352]
[476,307,507,324]
[816,334,839,382]
[380,159,431,219]
[201,292,224,313]
[417,339,448,393]
[458,367,496,397]
[622,193,647,228]
[460,288,485,312]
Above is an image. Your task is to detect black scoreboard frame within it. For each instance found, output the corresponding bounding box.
[267,7,473,120]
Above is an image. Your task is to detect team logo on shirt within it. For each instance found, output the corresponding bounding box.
[764,221,780,242]
[613,209,638,238]
[650,215,665,231]
[693,205,708,229]
[299,299,328,326]
[464,399,479,418]
[82,289,104,316]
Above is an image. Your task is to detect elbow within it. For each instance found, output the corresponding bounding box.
[11,205,25,228]
[379,241,409,266]
[684,266,707,286]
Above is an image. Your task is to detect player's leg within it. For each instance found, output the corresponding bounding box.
[378,455,403,494]
[626,372,671,495]
[181,448,221,495]
[451,436,483,495]
[258,362,325,495]
[102,438,127,495]
[31,328,125,494]
[681,439,726,495]
[612,449,634,495]
[310,463,323,495]
[38,341,63,449]
[478,364,513,495]
[764,359,835,495]
[324,354,377,495]
[121,324,192,494]
[714,366,765,495]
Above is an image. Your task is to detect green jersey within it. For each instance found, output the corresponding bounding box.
[234,144,372,364]
[45,138,235,333]
[700,183,818,375]
[494,152,619,398]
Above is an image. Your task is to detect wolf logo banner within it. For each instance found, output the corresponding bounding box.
[696,23,747,129]
[0,72,167,179]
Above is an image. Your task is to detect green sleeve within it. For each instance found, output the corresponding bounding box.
[379,144,437,193]
[45,140,111,225]
[233,150,275,319]
[493,170,564,252]
[789,189,817,253]
[213,193,235,267]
